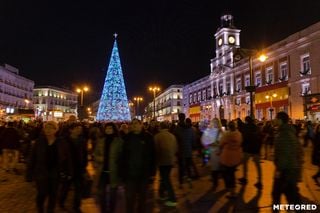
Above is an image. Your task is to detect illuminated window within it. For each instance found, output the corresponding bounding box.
[236,78,241,91]
[279,62,288,80]
[189,94,192,104]
[197,91,201,102]
[245,75,250,87]
[266,67,273,84]
[255,72,261,87]
[301,54,311,75]
[301,83,311,95]
[236,98,241,105]
[246,96,250,104]
[256,109,263,121]
[202,89,206,100]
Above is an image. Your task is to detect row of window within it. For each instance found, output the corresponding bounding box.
[34,95,77,102]
[157,107,181,116]
[188,87,211,104]
[0,99,30,108]
[0,89,31,100]
[156,94,181,105]
[34,100,77,106]
[34,91,77,100]
[0,78,33,92]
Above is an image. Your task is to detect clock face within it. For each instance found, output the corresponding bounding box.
[218,38,223,46]
[228,36,235,44]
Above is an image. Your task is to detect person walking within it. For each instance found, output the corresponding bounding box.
[58,123,88,213]
[272,112,303,209]
[304,120,314,148]
[219,121,243,198]
[262,121,275,160]
[201,118,223,190]
[238,116,263,189]
[154,121,178,207]
[94,122,123,213]
[26,121,71,213]
[118,118,155,213]
[173,113,195,187]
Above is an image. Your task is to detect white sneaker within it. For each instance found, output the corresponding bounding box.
[165,201,177,207]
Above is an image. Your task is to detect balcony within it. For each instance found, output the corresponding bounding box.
[299,69,311,76]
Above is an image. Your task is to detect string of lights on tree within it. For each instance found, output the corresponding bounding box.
[96,34,131,122]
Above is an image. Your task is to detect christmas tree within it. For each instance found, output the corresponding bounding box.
[96,34,131,122]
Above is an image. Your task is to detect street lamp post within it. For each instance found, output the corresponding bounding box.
[76,86,89,107]
[265,93,277,120]
[242,52,267,119]
[76,86,89,120]
[246,56,255,119]
[87,107,92,116]
[133,96,143,119]
[149,86,160,120]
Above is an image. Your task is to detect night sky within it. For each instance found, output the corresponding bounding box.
[1,0,320,105]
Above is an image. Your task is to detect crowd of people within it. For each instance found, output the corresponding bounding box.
[0,112,319,213]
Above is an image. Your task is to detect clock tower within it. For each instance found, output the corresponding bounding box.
[214,14,240,68]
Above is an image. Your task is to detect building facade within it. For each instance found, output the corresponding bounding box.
[0,64,34,119]
[146,85,183,122]
[182,75,211,122]
[33,86,78,121]
[183,14,320,122]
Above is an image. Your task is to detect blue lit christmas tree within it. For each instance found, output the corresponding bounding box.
[96,34,131,122]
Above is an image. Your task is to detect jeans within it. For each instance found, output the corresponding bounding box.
[159,165,176,202]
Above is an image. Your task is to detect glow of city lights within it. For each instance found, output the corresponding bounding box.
[258,54,268,62]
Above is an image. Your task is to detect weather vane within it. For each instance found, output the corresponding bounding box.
[113,33,118,38]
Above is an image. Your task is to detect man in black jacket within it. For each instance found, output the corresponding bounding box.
[58,123,88,213]
[119,118,155,213]
[27,121,72,213]
[238,116,263,189]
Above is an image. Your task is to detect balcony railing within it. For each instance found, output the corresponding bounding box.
[299,69,311,76]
